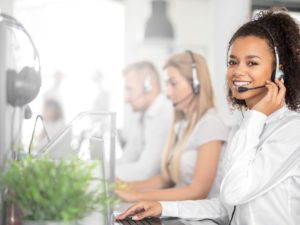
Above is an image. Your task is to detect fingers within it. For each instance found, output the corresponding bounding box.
[115,178,123,184]
[132,208,155,220]
[131,202,160,220]
[265,79,286,109]
[253,80,285,116]
[116,201,162,221]
[115,189,122,200]
[264,81,274,102]
[116,203,145,220]
[265,81,278,103]
[275,79,286,106]
[115,189,129,201]
[115,180,128,190]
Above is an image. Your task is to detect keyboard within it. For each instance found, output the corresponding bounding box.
[115,217,162,225]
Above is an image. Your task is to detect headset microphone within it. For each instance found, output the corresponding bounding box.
[237,85,265,93]
[172,92,193,107]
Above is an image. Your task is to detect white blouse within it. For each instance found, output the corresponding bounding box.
[160,107,300,225]
[168,108,228,198]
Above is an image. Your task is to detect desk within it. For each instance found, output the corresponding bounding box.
[79,213,219,225]
[115,218,219,225]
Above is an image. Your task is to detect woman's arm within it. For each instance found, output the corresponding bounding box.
[220,110,300,205]
[117,198,229,223]
[116,140,223,201]
[126,175,173,191]
[220,78,300,206]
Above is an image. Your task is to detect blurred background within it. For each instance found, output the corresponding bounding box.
[1,0,300,151]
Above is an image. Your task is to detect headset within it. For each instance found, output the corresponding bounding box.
[235,23,285,93]
[0,12,41,107]
[143,74,152,94]
[255,23,284,82]
[185,50,200,94]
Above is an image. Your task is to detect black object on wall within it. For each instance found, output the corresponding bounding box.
[144,0,174,40]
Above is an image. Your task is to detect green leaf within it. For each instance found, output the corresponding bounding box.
[0,156,115,222]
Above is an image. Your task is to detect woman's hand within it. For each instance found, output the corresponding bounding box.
[116,201,162,221]
[115,178,132,191]
[115,189,141,202]
[253,79,286,116]
[115,177,139,192]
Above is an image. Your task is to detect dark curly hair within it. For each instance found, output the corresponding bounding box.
[227,7,300,112]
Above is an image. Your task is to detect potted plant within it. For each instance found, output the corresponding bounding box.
[0,156,113,225]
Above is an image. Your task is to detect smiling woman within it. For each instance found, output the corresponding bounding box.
[227,9,300,111]
[227,36,275,109]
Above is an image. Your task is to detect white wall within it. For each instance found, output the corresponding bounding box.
[0,0,13,12]
[0,0,14,165]
[211,0,251,123]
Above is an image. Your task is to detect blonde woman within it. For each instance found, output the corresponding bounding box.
[116,51,228,202]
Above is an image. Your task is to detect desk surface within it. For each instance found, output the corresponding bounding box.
[77,202,219,225]
[79,212,218,225]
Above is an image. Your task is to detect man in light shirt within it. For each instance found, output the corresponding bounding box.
[117,61,172,181]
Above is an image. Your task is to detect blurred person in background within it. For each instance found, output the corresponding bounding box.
[116,51,228,202]
[35,98,65,150]
[91,70,110,112]
[44,70,65,102]
[116,61,172,181]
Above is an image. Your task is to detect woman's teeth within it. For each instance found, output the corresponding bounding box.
[233,81,251,87]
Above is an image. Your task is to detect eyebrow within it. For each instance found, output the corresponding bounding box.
[229,54,261,59]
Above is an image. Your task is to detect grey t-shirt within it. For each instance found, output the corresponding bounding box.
[169,108,228,198]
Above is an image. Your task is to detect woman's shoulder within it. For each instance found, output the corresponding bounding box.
[192,108,229,140]
[279,109,300,130]
[198,108,227,127]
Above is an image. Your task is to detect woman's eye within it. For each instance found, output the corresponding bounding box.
[166,80,177,87]
[171,81,177,86]
[227,60,236,66]
[248,61,258,66]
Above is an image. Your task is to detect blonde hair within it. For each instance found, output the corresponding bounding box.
[161,51,215,183]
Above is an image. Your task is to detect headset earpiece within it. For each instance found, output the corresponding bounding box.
[143,75,153,94]
[275,68,284,81]
[1,12,41,108]
[273,46,285,81]
[7,67,41,107]
[192,64,200,94]
[185,50,200,94]
[271,69,284,82]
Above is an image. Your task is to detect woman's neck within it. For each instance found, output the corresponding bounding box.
[182,98,197,118]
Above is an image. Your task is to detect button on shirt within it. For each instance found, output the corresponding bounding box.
[160,107,300,225]
[116,94,172,181]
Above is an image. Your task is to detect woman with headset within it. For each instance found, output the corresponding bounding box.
[117,8,300,225]
[116,51,228,202]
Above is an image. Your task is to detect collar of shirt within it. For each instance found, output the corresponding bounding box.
[143,94,169,119]
[241,105,287,126]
